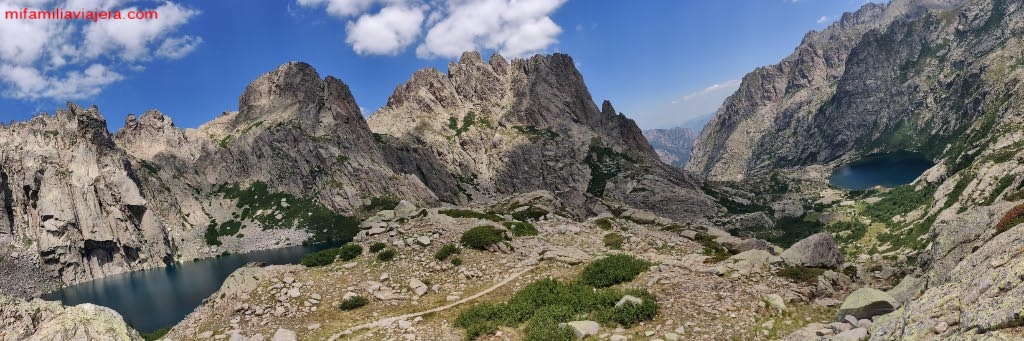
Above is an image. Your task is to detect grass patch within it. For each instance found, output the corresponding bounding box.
[603,233,626,250]
[451,257,463,266]
[579,254,653,288]
[339,295,369,310]
[594,218,614,230]
[460,225,505,250]
[440,209,504,222]
[434,243,461,261]
[503,221,538,236]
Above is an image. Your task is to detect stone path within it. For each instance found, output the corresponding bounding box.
[327,265,536,340]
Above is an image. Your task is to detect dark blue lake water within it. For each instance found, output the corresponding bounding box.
[40,243,334,333]
[828,151,935,190]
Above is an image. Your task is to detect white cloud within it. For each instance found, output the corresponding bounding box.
[816,15,829,23]
[83,2,198,60]
[297,0,567,58]
[346,5,425,55]
[674,80,741,104]
[155,35,203,59]
[0,63,122,99]
[417,0,565,58]
[0,0,200,101]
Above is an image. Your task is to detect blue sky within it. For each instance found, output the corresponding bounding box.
[0,0,884,131]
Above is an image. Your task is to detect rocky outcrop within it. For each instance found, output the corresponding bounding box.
[0,294,141,340]
[0,105,174,286]
[780,232,844,268]
[368,52,717,223]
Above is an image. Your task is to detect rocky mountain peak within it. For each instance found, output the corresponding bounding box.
[236,61,359,131]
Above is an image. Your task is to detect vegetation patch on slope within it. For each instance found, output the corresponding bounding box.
[214,181,359,244]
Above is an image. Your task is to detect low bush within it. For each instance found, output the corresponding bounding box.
[455,277,658,340]
[369,242,387,253]
[434,243,461,260]
[603,233,626,250]
[511,206,549,222]
[503,221,538,236]
[996,203,1024,235]
[461,225,505,250]
[579,254,652,288]
[451,257,463,266]
[612,289,659,326]
[440,209,504,222]
[777,266,826,284]
[339,295,369,310]
[594,218,614,230]
[301,248,341,267]
[377,248,396,261]
[694,233,732,263]
[337,244,363,261]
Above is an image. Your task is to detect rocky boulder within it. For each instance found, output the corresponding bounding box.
[836,287,898,320]
[780,232,843,268]
[0,295,142,340]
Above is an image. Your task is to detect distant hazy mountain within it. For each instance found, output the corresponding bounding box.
[644,126,700,167]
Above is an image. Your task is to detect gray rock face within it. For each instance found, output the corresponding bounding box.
[687,0,976,181]
[780,232,844,268]
[368,52,717,223]
[0,294,142,340]
[0,105,174,286]
[836,287,898,320]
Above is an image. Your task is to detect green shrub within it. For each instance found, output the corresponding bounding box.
[434,243,461,260]
[603,233,626,250]
[214,182,359,244]
[339,295,369,310]
[863,185,936,222]
[337,244,363,261]
[503,221,538,236]
[460,225,505,250]
[511,206,549,222]
[440,209,504,222]
[594,218,614,230]
[579,254,652,288]
[140,327,170,341]
[523,305,576,341]
[777,266,826,284]
[362,196,399,212]
[694,233,732,263]
[204,223,222,246]
[455,277,658,340]
[369,242,387,253]
[377,248,396,261]
[451,257,463,266]
[301,248,342,267]
[612,289,659,326]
